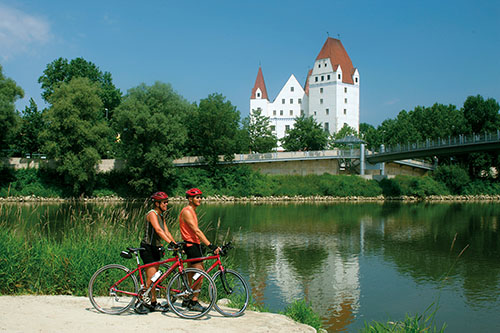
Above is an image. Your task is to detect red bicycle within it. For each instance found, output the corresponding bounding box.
[182,242,250,317]
[88,244,216,319]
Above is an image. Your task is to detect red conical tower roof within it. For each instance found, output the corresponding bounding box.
[316,37,356,84]
[250,66,269,99]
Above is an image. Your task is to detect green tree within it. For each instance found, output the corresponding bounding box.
[463,95,500,134]
[40,77,112,195]
[359,122,379,150]
[243,108,278,153]
[113,82,192,194]
[0,64,24,154]
[187,93,242,168]
[410,103,466,139]
[329,124,359,148]
[459,96,500,178]
[38,57,121,118]
[280,115,329,151]
[15,98,45,156]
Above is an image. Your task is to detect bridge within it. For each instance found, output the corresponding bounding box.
[366,130,500,163]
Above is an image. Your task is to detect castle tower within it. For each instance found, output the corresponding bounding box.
[307,37,359,134]
[250,66,269,116]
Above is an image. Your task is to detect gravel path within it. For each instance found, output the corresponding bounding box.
[0,295,315,332]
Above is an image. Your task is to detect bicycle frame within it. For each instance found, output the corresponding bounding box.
[181,249,233,295]
[110,251,188,298]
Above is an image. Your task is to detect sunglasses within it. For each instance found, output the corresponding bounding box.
[194,196,202,199]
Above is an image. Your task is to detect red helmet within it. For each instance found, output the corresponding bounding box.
[185,188,202,197]
[151,191,168,202]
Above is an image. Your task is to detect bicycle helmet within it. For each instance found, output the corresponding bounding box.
[151,191,168,202]
[185,188,202,197]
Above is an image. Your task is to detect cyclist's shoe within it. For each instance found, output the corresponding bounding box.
[188,300,206,312]
[181,299,190,308]
[151,302,169,312]
[134,302,150,314]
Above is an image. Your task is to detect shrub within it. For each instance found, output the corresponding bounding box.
[379,175,449,198]
[432,165,470,194]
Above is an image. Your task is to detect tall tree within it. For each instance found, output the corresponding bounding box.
[463,95,500,134]
[113,82,192,194]
[40,77,112,195]
[187,93,242,168]
[359,123,379,150]
[15,98,45,156]
[0,64,24,154]
[280,115,329,151]
[243,108,278,153]
[38,57,121,118]
[460,95,500,178]
[329,124,359,149]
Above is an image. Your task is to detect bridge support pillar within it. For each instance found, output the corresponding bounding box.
[360,144,365,175]
[380,144,385,176]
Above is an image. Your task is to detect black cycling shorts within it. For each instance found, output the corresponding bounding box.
[184,243,204,263]
[140,242,163,265]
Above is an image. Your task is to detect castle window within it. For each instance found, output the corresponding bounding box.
[290,87,294,92]
[327,75,330,80]
[320,88,323,93]
[355,77,358,83]
[257,92,260,97]
[290,98,293,104]
[290,110,293,116]
[324,122,329,132]
[344,87,347,93]
[273,110,276,116]
[315,77,318,82]
[282,99,285,104]
[270,125,276,131]
[338,74,341,79]
[321,75,324,81]
[324,63,327,67]
[344,109,347,115]
[345,98,348,103]
[318,64,321,68]
[320,99,323,104]
[285,125,290,131]
[300,110,304,116]
[280,110,283,116]
[314,111,317,116]
[298,98,302,104]
[326,108,329,115]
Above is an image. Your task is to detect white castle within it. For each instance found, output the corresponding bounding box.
[250,37,359,149]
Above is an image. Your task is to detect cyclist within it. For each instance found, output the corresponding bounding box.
[179,188,220,312]
[138,191,177,313]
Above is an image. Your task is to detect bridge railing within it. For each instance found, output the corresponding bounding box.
[371,130,500,155]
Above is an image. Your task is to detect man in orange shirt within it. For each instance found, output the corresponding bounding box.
[179,188,220,312]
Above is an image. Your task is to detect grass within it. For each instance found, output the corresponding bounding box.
[281,299,322,331]
[360,303,446,333]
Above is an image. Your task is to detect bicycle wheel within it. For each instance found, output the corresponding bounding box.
[166,268,217,319]
[212,269,249,317]
[88,264,138,314]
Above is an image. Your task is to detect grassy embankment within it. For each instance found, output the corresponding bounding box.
[3,165,500,200]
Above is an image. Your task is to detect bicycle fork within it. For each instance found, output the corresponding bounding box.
[219,270,233,295]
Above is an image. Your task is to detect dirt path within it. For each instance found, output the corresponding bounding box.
[0,295,315,332]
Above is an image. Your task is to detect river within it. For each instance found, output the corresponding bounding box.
[3,201,500,332]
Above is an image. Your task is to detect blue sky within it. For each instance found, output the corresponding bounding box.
[1,0,499,126]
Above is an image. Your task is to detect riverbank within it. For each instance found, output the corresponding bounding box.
[2,194,500,203]
[0,295,316,333]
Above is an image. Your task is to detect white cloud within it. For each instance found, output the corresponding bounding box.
[384,98,400,106]
[0,4,52,60]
